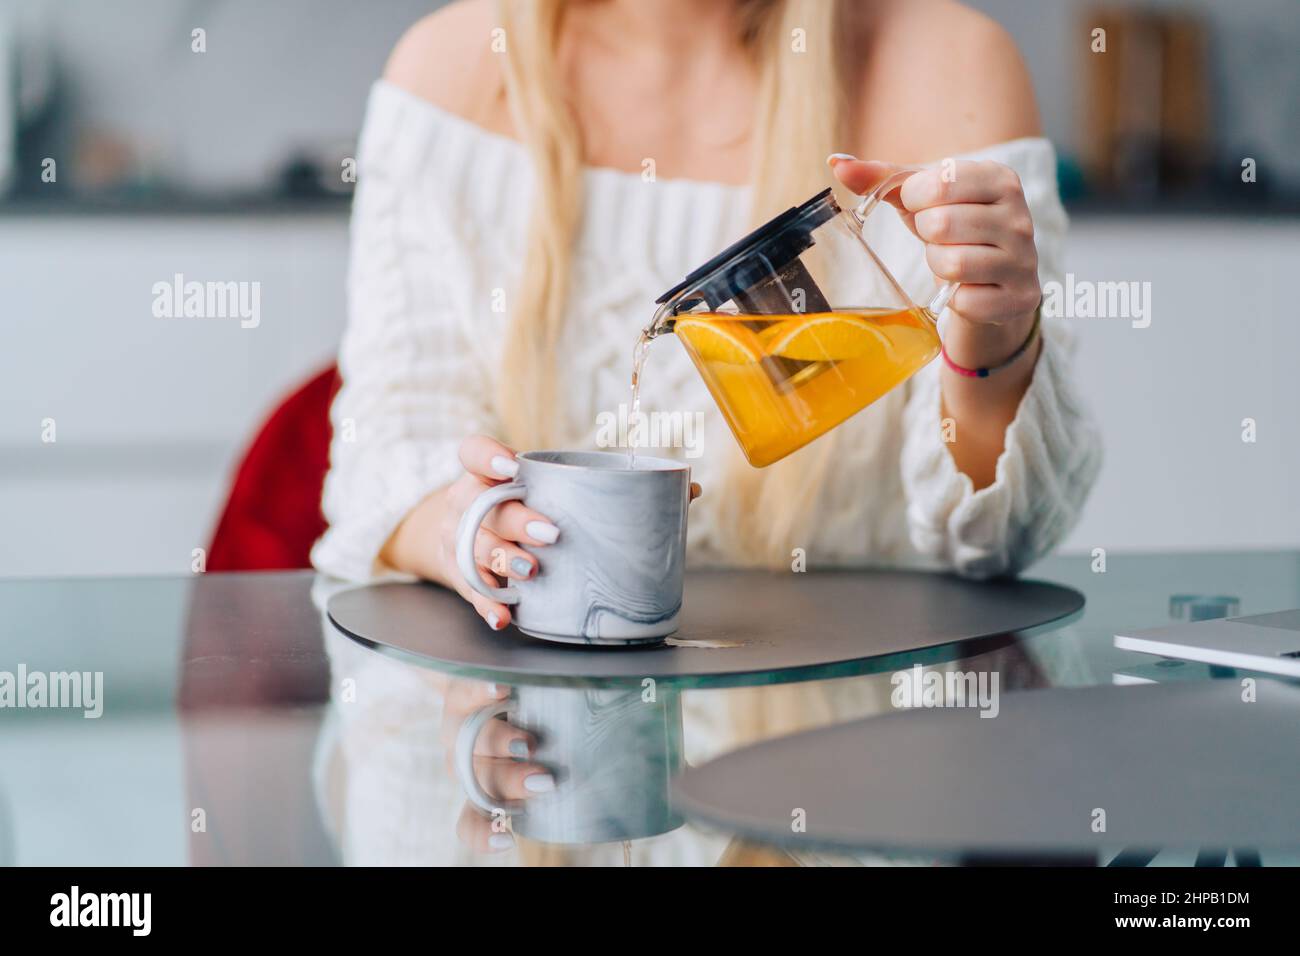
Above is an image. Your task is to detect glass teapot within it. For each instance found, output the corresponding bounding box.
[648,171,958,468]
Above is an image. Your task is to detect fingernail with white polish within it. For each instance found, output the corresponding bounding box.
[488,833,514,850]
[508,738,530,758]
[486,613,500,631]
[510,557,533,578]
[525,520,559,544]
[524,773,555,793]
[826,152,857,166]
[490,455,519,478]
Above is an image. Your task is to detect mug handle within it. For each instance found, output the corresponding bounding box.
[455,481,527,605]
[454,699,525,815]
[851,166,960,318]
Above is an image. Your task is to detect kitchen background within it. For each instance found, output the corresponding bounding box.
[1,0,1298,578]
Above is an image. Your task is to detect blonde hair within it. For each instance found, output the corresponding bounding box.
[497,0,853,567]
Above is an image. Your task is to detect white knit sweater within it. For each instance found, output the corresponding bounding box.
[312,80,1101,583]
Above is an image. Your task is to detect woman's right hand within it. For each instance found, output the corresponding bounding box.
[379,435,560,631]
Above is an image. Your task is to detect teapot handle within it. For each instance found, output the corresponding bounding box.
[851,167,960,318]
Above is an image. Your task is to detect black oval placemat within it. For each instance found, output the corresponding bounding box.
[673,679,1300,857]
[327,569,1083,688]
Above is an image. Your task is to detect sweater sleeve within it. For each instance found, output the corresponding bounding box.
[899,139,1102,578]
[311,86,497,583]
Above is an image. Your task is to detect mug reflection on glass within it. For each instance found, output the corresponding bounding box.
[454,684,685,846]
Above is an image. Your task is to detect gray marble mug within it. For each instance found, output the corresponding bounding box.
[454,684,685,845]
[454,450,690,645]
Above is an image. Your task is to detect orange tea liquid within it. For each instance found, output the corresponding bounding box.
[672,307,941,467]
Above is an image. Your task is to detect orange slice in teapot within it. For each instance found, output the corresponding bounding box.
[673,317,763,365]
[760,312,897,362]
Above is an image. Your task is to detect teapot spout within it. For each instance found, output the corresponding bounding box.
[644,301,677,340]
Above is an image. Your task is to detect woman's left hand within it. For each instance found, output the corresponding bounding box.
[829,155,1041,370]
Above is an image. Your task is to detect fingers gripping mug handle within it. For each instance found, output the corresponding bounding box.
[852,166,960,317]
[454,700,525,816]
[455,482,527,605]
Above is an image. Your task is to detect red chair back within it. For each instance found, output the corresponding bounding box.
[206,366,341,571]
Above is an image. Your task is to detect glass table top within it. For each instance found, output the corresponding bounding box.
[1,551,1296,866]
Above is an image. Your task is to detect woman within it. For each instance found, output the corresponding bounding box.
[312,0,1100,849]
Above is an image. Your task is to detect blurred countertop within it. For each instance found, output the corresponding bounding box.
[0,191,1297,220]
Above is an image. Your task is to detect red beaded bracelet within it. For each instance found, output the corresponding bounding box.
[941,309,1042,379]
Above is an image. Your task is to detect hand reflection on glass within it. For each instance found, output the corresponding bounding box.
[438,679,551,854]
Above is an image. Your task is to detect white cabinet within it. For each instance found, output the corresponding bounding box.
[0,213,348,575]
[1062,217,1300,554]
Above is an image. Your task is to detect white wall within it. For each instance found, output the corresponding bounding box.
[13,0,1299,190]
[1,212,1297,577]
[4,0,437,192]
[1062,216,1300,553]
[0,213,349,576]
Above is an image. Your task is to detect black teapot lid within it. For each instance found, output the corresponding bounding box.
[654,188,839,311]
